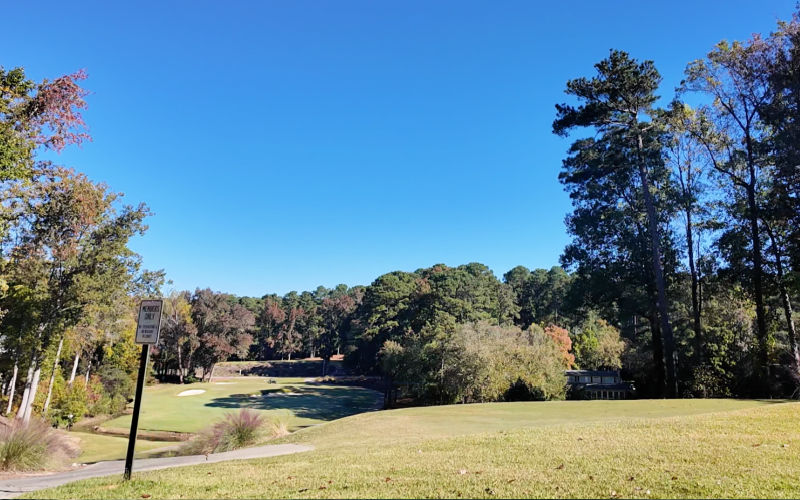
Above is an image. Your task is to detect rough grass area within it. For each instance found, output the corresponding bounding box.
[73,432,175,463]
[0,419,78,471]
[102,378,382,434]
[30,399,799,499]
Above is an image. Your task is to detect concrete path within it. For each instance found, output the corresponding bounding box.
[0,443,313,499]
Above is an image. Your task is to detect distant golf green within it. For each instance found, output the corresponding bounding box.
[102,378,382,434]
[36,399,800,499]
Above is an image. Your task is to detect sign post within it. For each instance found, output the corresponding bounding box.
[124,299,163,481]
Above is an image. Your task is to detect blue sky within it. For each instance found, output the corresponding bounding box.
[5,1,796,296]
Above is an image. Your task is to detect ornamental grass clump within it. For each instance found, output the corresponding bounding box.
[0,418,78,471]
[266,411,291,438]
[182,408,266,455]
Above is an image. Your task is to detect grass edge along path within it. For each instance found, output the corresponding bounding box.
[30,399,799,499]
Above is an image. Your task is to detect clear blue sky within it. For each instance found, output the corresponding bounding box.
[5,1,796,296]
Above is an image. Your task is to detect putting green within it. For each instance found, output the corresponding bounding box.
[102,378,382,434]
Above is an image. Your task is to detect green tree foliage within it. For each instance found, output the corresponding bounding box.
[0,67,89,182]
[571,313,626,370]
[0,166,151,421]
[504,266,574,328]
[380,322,568,405]
[348,263,515,374]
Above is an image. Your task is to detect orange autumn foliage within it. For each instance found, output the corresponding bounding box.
[544,325,575,369]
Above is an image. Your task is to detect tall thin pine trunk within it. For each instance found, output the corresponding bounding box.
[743,133,770,393]
[637,132,678,397]
[747,183,769,386]
[686,209,702,362]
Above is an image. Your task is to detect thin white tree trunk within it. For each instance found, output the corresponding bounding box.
[15,360,35,420]
[43,335,65,413]
[21,365,41,423]
[176,342,184,384]
[84,360,92,388]
[5,361,18,415]
[68,350,80,386]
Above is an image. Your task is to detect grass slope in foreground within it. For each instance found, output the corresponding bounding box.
[34,399,799,499]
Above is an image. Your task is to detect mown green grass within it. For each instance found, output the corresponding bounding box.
[34,399,799,499]
[73,432,175,463]
[102,378,382,434]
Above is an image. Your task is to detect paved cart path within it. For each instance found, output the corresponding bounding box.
[0,443,313,498]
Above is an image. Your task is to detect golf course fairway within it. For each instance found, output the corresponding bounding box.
[30,399,800,499]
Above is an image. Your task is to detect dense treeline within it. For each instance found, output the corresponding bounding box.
[0,67,164,426]
[149,263,618,406]
[556,15,800,398]
[1,10,799,429]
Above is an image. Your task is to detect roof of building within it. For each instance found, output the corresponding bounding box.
[565,370,620,377]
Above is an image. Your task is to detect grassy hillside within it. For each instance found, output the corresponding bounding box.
[33,399,800,499]
[102,378,382,434]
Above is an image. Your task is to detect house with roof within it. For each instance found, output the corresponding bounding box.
[565,369,633,400]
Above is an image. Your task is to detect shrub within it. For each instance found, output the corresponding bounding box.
[0,419,78,471]
[390,322,569,405]
[181,409,266,455]
[49,382,89,428]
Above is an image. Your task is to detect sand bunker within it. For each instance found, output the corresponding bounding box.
[265,392,302,397]
[214,382,234,385]
[177,389,206,397]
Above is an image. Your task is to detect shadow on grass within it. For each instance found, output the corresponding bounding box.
[204,385,382,421]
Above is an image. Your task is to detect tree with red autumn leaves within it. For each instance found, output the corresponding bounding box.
[0,67,90,181]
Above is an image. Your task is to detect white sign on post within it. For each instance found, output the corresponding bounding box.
[135,299,163,344]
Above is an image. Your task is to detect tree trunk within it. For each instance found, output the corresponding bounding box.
[746,183,769,391]
[84,360,92,388]
[43,335,65,414]
[21,365,41,423]
[5,360,18,415]
[649,304,666,397]
[764,223,799,372]
[68,350,80,386]
[16,356,36,420]
[176,342,184,384]
[637,132,678,397]
[686,209,702,362]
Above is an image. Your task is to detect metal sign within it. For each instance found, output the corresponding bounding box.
[126,298,163,481]
[135,299,163,344]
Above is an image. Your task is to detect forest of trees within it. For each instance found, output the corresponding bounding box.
[0,11,798,427]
